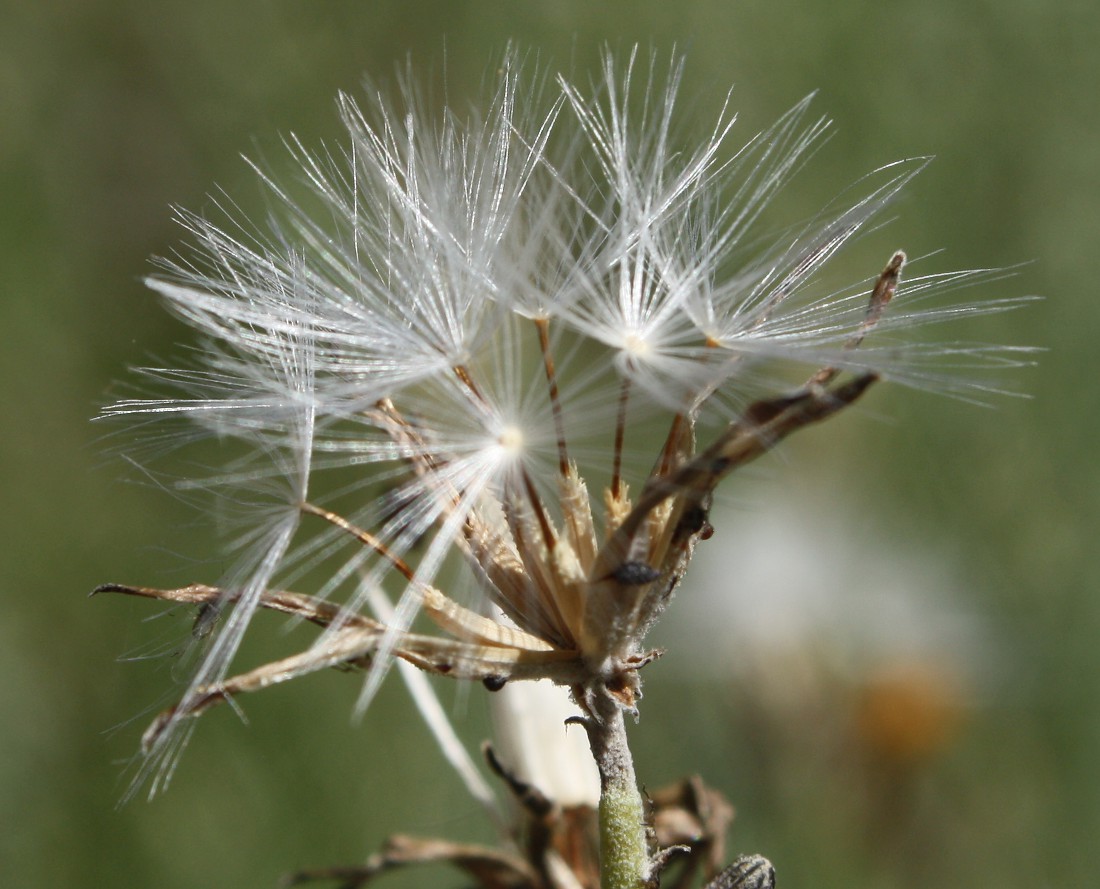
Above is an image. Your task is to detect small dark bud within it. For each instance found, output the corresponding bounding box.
[612,561,662,586]
[678,503,714,540]
[482,675,507,692]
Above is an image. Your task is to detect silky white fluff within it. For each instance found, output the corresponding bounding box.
[103,46,1030,795]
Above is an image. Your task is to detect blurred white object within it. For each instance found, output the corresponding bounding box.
[490,679,601,807]
[675,492,992,692]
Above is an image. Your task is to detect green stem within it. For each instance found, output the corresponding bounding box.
[584,697,649,889]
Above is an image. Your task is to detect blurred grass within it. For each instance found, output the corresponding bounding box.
[1,1,1096,886]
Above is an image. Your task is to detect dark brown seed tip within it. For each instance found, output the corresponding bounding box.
[612,561,662,586]
[90,582,127,597]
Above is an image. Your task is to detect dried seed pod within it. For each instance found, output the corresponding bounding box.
[703,854,776,889]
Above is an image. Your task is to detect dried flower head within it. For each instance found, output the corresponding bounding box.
[98,48,1027,865]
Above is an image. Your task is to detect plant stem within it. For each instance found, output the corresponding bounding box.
[583,695,649,889]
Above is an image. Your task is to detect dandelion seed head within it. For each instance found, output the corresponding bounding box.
[99,45,1032,797]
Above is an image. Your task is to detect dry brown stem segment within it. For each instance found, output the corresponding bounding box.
[94,582,584,750]
[809,250,905,388]
[534,315,571,476]
[283,835,540,889]
[91,582,367,630]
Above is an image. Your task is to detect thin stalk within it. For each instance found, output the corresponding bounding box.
[300,501,415,581]
[518,475,561,574]
[534,316,571,477]
[610,378,632,500]
[655,412,687,479]
[452,363,488,404]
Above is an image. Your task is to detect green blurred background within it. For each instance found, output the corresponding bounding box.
[2,1,1096,886]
